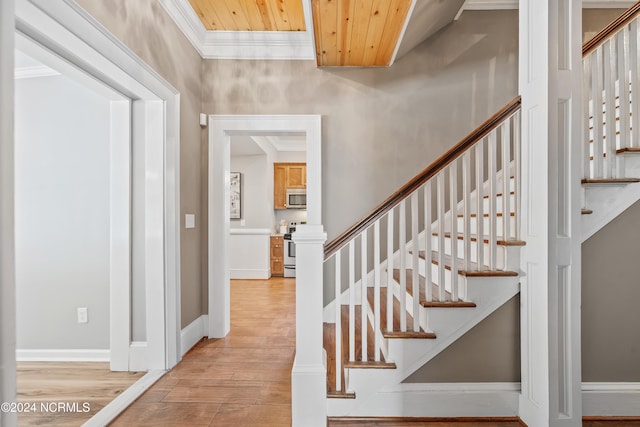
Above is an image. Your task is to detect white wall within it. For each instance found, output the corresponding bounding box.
[230,154,273,229]
[276,150,306,163]
[15,74,110,350]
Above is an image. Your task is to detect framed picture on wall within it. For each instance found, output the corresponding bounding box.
[230,172,241,219]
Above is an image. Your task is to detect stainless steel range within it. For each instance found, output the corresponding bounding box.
[283,224,296,278]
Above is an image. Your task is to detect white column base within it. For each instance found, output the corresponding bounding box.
[292,362,327,427]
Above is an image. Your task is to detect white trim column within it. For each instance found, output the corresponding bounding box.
[291,224,327,427]
[0,0,16,424]
[518,0,583,426]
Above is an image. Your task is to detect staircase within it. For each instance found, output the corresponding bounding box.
[315,1,640,420]
[321,98,523,415]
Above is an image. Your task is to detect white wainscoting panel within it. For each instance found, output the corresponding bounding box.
[229,229,271,279]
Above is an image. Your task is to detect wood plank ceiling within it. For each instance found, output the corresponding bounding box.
[187,0,307,31]
[311,0,413,67]
[186,0,413,67]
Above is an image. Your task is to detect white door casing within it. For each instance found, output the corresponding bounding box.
[13,0,182,371]
[207,115,322,338]
[0,0,17,425]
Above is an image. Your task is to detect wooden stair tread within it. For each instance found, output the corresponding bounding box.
[581,209,593,215]
[367,287,436,339]
[581,178,640,184]
[616,147,640,154]
[483,191,515,199]
[457,212,516,218]
[417,250,519,277]
[324,303,395,398]
[326,390,356,399]
[391,269,476,308]
[431,232,525,246]
[344,360,396,369]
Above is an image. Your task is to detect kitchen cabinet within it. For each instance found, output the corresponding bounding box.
[274,162,306,209]
[270,235,284,277]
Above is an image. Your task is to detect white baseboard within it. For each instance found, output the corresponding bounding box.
[328,382,520,417]
[83,369,165,427]
[229,268,270,279]
[181,314,208,357]
[583,382,640,416]
[128,341,147,372]
[16,349,109,362]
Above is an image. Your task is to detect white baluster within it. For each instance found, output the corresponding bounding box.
[348,240,355,363]
[584,54,593,179]
[488,132,497,270]
[360,230,367,362]
[373,220,381,361]
[386,210,394,333]
[462,151,472,272]
[334,251,342,391]
[399,200,407,332]
[437,173,446,301]
[618,29,631,152]
[630,20,640,148]
[449,162,458,302]
[592,47,604,178]
[514,112,522,240]
[424,182,433,303]
[475,142,485,270]
[502,120,512,241]
[411,193,420,331]
[603,40,617,178]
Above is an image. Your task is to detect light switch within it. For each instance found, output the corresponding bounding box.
[185,214,195,229]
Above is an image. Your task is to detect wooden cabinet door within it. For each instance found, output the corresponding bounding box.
[274,164,287,209]
[287,164,306,188]
[270,236,284,276]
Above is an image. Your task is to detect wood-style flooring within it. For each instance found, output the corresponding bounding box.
[110,277,296,426]
[16,361,144,426]
[76,277,640,427]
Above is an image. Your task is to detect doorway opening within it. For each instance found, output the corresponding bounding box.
[207,115,322,337]
[7,0,182,423]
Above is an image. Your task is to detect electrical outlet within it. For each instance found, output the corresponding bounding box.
[77,307,88,324]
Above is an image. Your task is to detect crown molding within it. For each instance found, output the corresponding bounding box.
[463,0,636,9]
[14,65,59,79]
[158,0,315,60]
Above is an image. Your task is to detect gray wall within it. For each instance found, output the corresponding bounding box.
[406,295,521,382]
[15,75,110,349]
[202,10,519,244]
[74,0,204,328]
[582,200,640,382]
[72,2,634,383]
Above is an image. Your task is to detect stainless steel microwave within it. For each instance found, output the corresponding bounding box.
[285,188,306,209]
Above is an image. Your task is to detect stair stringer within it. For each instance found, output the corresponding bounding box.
[582,180,640,241]
[327,276,520,417]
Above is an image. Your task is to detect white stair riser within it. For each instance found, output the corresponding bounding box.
[615,152,640,178]
[328,277,521,416]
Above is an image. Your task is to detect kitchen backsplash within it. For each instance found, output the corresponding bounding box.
[275,209,307,231]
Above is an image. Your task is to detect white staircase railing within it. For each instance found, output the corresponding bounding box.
[583,3,640,180]
[322,97,521,394]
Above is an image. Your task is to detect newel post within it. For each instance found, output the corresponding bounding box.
[291,224,327,427]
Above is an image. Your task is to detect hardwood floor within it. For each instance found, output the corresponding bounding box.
[97,277,639,427]
[110,277,296,426]
[16,361,144,426]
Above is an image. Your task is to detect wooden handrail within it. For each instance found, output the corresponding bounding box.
[583,1,640,57]
[324,96,522,260]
